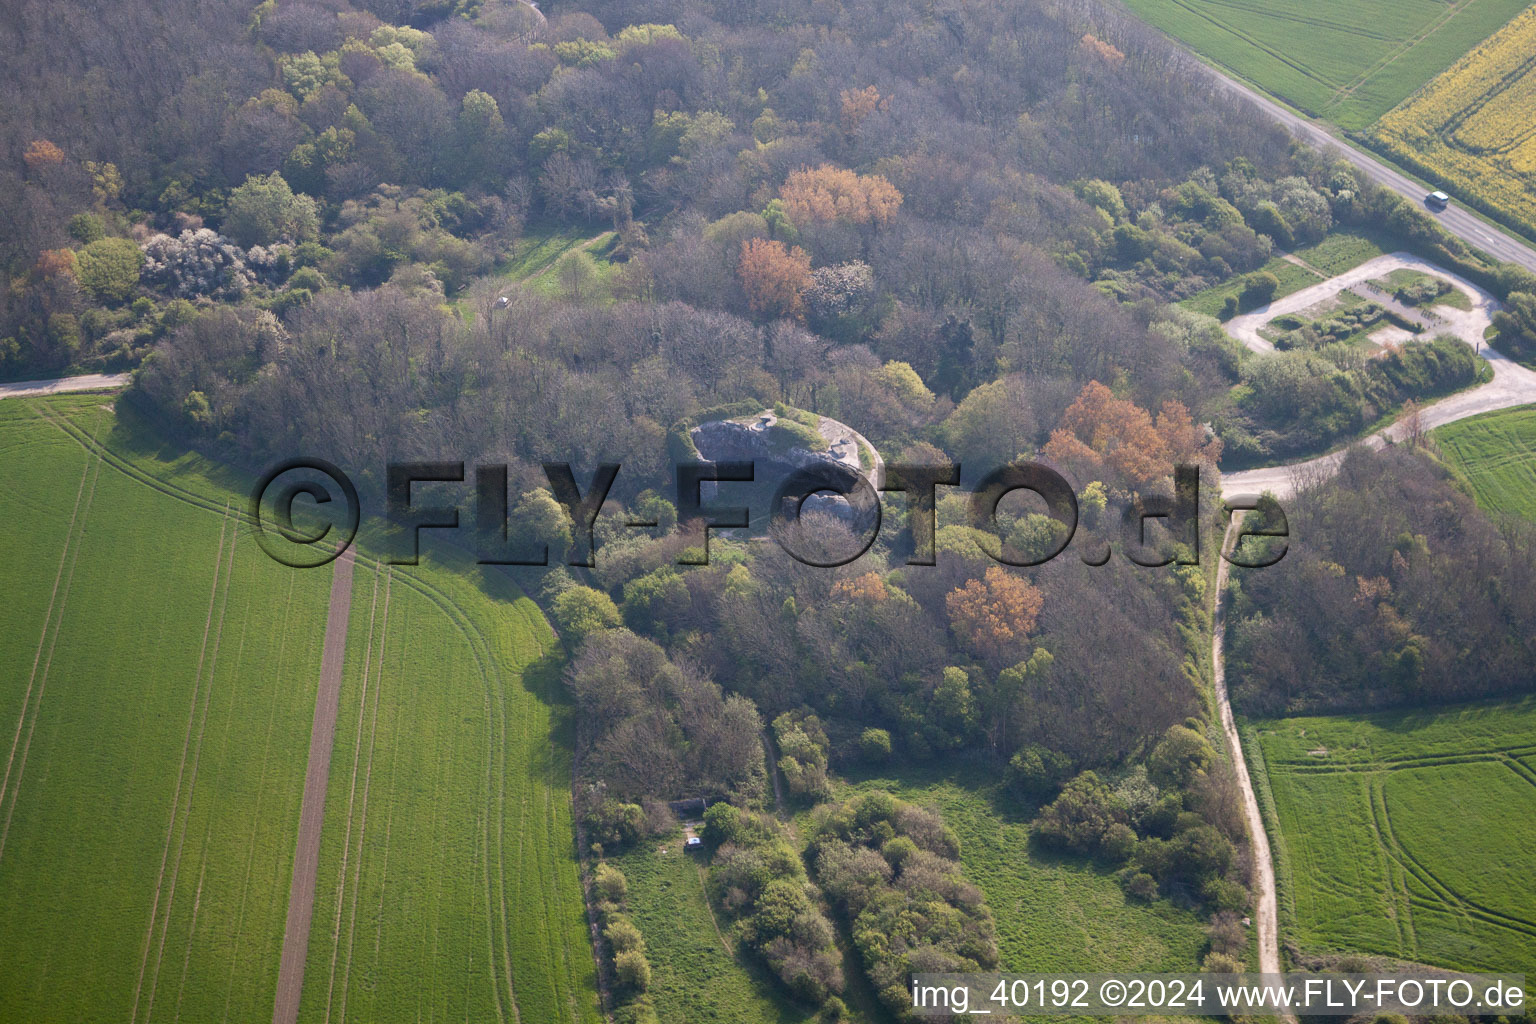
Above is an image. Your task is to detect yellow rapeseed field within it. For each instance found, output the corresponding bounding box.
[1373,4,1536,232]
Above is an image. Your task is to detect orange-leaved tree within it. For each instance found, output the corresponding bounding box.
[24,139,65,169]
[832,571,888,603]
[779,164,902,228]
[839,86,887,134]
[738,237,812,319]
[946,566,1044,668]
[1043,381,1220,487]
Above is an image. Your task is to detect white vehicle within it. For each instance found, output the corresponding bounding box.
[1426,190,1451,208]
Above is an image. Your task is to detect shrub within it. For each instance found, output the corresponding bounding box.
[554,586,621,642]
[223,171,319,247]
[858,728,892,762]
[1123,872,1159,901]
[586,800,645,851]
[604,916,644,953]
[1239,270,1279,309]
[1008,744,1072,799]
[1202,876,1250,913]
[594,862,628,903]
[1201,952,1245,973]
[1034,771,1133,861]
[702,802,745,847]
[614,949,652,991]
[1147,725,1216,788]
[74,237,144,304]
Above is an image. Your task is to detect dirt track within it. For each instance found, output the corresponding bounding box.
[273,547,355,1024]
[1212,526,1282,971]
[1224,254,1536,499]
[0,373,131,399]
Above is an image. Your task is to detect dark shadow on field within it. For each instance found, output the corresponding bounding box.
[517,648,579,785]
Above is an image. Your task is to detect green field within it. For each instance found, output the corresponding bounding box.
[1433,404,1536,522]
[1121,0,1532,128]
[1181,229,1396,320]
[1292,228,1389,277]
[836,764,1210,975]
[612,836,818,1024]
[1182,256,1322,318]
[1251,699,1536,980]
[0,394,598,1023]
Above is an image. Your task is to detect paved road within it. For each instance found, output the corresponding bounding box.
[1224,254,1536,499]
[273,547,355,1024]
[1194,57,1536,274]
[0,373,131,399]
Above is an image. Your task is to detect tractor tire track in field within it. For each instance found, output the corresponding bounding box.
[131,503,234,1024]
[35,400,564,1023]
[0,408,102,867]
[1367,777,1414,956]
[331,568,390,1024]
[272,545,355,1024]
[1326,0,1476,109]
[322,568,379,1024]
[223,574,297,1024]
[1268,746,1536,774]
[144,516,240,1024]
[1373,777,1536,939]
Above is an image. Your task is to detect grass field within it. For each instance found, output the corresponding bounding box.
[1121,0,1531,128]
[836,764,1210,975]
[1251,699,1536,981]
[1373,4,1536,238]
[0,397,328,1023]
[1433,403,1536,522]
[0,394,598,1023]
[1181,228,1388,319]
[612,836,818,1024]
[1182,256,1322,318]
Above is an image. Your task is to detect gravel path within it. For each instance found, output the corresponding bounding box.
[273,547,355,1024]
[1216,253,1536,993]
[1213,524,1286,984]
[1224,254,1536,499]
[0,373,131,399]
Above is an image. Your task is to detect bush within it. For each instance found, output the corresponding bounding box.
[614,949,652,991]
[1239,270,1279,309]
[1123,872,1159,901]
[604,916,644,953]
[1009,744,1073,799]
[809,793,997,1020]
[1202,876,1250,913]
[1034,772,1132,860]
[593,862,629,902]
[1201,952,1245,973]
[1147,725,1216,788]
[858,728,892,762]
[554,586,621,642]
[74,237,144,304]
[586,800,645,851]
[710,809,844,1002]
[702,802,745,847]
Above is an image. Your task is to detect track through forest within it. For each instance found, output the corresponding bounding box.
[1211,522,1284,981]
